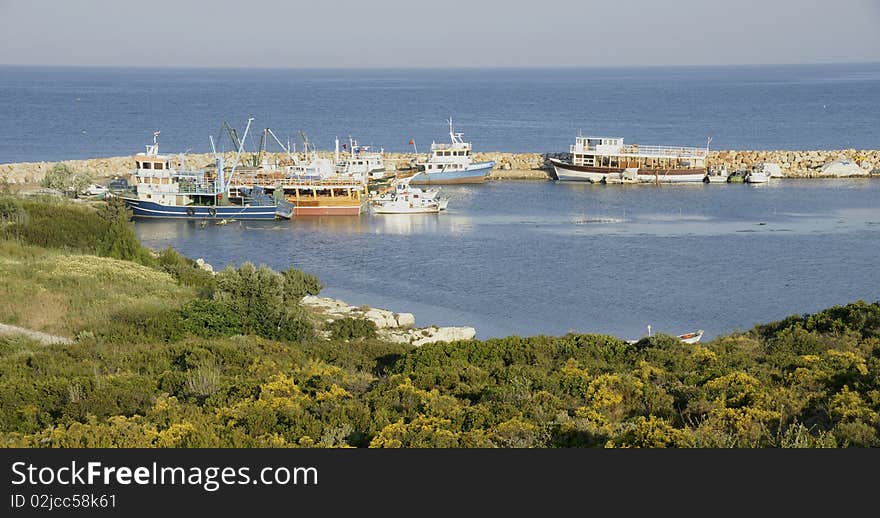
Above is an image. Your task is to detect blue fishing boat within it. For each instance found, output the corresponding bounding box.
[409,118,495,185]
[119,119,293,220]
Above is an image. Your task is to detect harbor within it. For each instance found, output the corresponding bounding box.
[131,178,880,341]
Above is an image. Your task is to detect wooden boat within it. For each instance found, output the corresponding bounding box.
[551,134,710,184]
[227,130,369,216]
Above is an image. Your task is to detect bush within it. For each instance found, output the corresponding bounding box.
[2,198,105,252]
[157,247,216,296]
[178,299,243,338]
[40,164,91,196]
[326,317,378,341]
[96,197,154,265]
[282,267,323,302]
[0,197,26,224]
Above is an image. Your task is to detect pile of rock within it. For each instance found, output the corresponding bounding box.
[4,148,877,187]
[300,295,475,346]
[708,149,878,177]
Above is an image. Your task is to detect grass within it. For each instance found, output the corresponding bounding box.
[0,240,194,337]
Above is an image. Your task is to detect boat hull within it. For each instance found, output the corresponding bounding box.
[551,159,706,183]
[409,161,495,185]
[121,198,280,220]
[372,206,440,214]
[292,204,364,216]
[550,159,615,182]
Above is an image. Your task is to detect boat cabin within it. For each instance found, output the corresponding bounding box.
[570,134,708,170]
[422,119,474,172]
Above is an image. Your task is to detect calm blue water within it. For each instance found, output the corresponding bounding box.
[135,180,880,340]
[1,64,879,164]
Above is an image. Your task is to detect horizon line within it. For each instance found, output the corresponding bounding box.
[1,60,879,71]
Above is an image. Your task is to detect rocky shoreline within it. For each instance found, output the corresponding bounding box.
[300,295,476,346]
[3,148,878,187]
[189,257,475,346]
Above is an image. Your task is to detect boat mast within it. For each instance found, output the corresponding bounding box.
[222,117,253,194]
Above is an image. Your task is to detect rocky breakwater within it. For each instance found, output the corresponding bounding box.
[4,149,878,187]
[301,295,476,346]
[708,149,879,177]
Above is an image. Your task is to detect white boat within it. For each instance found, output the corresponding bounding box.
[372,177,448,214]
[745,165,770,183]
[334,137,387,181]
[704,166,731,184]
[409,118,496,185]
[551,133,710,184]
[625,325,704,344]
[678,330,704,344]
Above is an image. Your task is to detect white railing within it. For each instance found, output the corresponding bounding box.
[430,142,471,151]
[570,143,707,159]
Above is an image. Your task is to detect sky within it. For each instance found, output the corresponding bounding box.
[1,0,879,68]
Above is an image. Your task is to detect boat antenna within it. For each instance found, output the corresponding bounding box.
[147,130,160,155]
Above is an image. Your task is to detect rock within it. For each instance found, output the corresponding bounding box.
[364,308,399,329]
[195,258,214,273]
[395,312,415,328]
[415,326,475,346]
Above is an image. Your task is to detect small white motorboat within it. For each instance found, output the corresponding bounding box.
[677,330,704,344]
[704,166,730,184]
[371,176,449,214]
[745,164,771,183]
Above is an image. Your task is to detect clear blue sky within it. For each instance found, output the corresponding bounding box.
[1,0,878,67]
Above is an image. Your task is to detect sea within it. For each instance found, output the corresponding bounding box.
[2,64,878,340]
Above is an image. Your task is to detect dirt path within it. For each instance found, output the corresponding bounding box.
[0,323,73,345]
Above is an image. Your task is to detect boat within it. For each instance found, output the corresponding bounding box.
[677,330,704,344]
[120,121,292,220]
[550,133,709,184]
[334,137,388,181]
[227,129,368,217]
[625,325,704,344]
[727,169,748,183]
[409,118,496,185]
[704,166,731,184]
[371,176,448,214]
[745,164,770,183]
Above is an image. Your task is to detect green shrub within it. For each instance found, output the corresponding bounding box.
[157,247,216,296]
[40,163,91,196]
[282,267,323,301]
[0,197,27,224]
[325,317,378,341]
[95,197,154,265]
[2,198,105,252]
[178,299,243,338]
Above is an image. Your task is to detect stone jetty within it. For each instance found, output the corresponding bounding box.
[2,148,877,188]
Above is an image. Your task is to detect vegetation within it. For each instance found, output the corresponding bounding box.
[325,317,378,341]
[1,195,878,448]
[40,163,92,196]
